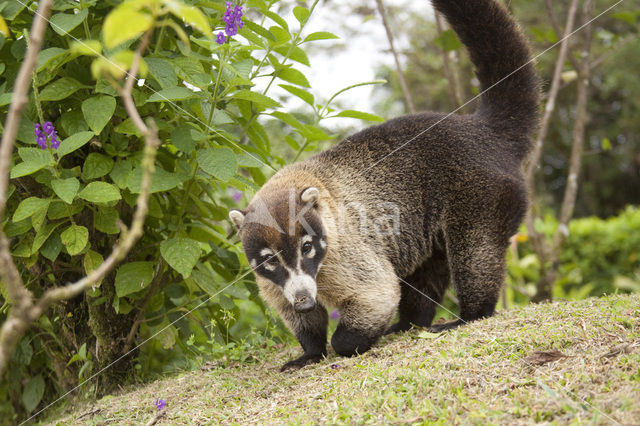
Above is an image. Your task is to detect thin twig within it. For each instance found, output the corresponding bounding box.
[375,0,416,114]
[544,0,581,72]
[531,0,595,302]
[525,0,580,259]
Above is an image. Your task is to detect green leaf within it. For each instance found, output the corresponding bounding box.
[60,224,89,256]
[78,182,122,204]
[197,147,237,182]
[293,6,310,26]
[160,237,201,277]
[82,153,114,181]
[434,29,462,52]
[242,20,275,41]
[334,110,385,122]
[84,250,104,286]
[263,10,288,31]
[82,95,116,135]
[22,375,45,413]
[10,149,55,178]
[171,124,201,152]
[57,131,94,158]
[40,77,88,101]
[40,230,62,261]
[277,68,310,87]
[231,89,281,108]
[115,261,154,297]
[36,47,68,72]
[127,166,186,194]
[146,86,198,102]
[279,84,314,106]
[51,177,80,204]
[32,222,61,254]
[0,93,12,107]
[103,5,153,49]
[268,26,290,46]
[94,206,119,234]
[50,9,88,36]
[601,137,612,151]
[165,0,212,37]
[110,160,133,189]
[303,31,339,43]
[237,152,266,168]
[70,40,102,56]
[146,57,178,89]
[13,197,50,222]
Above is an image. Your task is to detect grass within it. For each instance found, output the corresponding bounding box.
[45,294,639,425]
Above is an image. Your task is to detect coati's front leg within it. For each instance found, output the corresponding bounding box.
[258,282,328,371]
[279,303,328,371]
[331,286,399,357]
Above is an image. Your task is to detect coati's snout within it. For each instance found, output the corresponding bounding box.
[293,289,315,313]
[229,186,328,311]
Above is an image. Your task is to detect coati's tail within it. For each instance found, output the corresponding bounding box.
[432,0,540,150]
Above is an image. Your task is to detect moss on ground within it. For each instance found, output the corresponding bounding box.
[45,294,639,425]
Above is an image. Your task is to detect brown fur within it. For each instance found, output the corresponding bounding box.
[231,0,540,370]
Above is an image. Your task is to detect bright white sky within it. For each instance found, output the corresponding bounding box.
[253,0,433,131]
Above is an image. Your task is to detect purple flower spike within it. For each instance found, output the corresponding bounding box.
[216,31,226,45]
[232,190,242,202]
[155,398,167,410]
[34,121,60,150]
[329,310,339,320]
[221,2,243,39]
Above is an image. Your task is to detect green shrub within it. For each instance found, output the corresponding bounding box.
[0,0,384,420]
[506,206,640,304]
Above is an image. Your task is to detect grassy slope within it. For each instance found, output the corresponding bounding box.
[48,294,639,425]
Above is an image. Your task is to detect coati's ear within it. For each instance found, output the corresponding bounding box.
[228,209,246,229]
[300,187,319,205]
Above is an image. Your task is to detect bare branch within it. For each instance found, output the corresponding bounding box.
[544,0,581,72]
[553,0,594,251]
[525,0,580,257]
[531,0,594,302]
[375,0,416,114]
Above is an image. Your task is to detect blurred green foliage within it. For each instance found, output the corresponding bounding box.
[506,206,640,303]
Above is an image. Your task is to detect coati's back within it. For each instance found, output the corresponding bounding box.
[292,0,540,275]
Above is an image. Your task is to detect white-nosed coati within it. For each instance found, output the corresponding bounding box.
[229,0,540,371]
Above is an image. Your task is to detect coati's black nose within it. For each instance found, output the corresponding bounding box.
[293,291,316,313]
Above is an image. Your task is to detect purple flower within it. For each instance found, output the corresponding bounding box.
[43,121,55,135]
[330,364,340,369]
[232,190,242,202]
[216,31,226,45]
[155,398,166,410]
[225,23,238,36]
[34,122,59,150]
[329,310,339,320]
[221,2,243,40]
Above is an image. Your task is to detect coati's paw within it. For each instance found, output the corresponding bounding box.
[331,326,375,357]
[384,322,412,335]
[280,353,324,372]
[428,319,465,333]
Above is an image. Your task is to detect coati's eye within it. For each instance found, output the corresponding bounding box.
[301,241,313,255]
[265,255,279,266]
